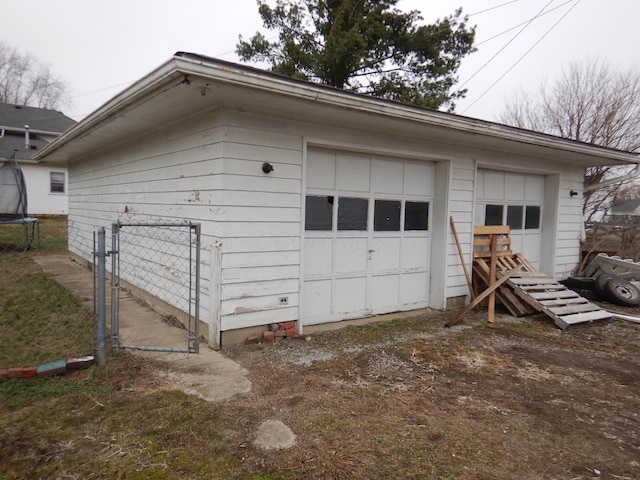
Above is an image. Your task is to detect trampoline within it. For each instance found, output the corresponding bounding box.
[0,153,39,251]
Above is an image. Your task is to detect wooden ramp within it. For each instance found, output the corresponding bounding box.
[472,227,611,330]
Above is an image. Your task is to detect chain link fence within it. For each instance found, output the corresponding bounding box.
[0,217,94,370]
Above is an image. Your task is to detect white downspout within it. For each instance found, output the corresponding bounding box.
[24,125,30,149]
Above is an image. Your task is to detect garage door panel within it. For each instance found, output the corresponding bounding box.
[307,150,336,189]
[304,279,332,318]
[335,237,368,273]
[373,159,403,194]
[304,238,332,275]
[371,275,399,310]
[483,171,505,201]
[400,272,429,305]
[305,149,434,324]
[526,176,545,201]
[335,277,367,313]
[401,236,430,269]
[506,173,525,201]
[370,237,401,271]
[404,163,434,196]
[336,154,370,192]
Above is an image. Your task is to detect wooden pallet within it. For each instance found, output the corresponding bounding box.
[476,257,612,329]
[471,227,611,329]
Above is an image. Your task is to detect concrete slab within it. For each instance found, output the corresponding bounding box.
[33,255,252,402]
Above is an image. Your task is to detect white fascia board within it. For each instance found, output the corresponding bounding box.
[34,58,182,161]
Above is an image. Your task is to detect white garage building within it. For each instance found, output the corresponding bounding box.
[35,53,639,348]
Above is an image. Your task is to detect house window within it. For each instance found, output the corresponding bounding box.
[507,205,524,230]
[405,201,429,231]
[374,200,401,231]
[337,197,368,231]
[485,204,504,226]
[305,195,334,230]
[50,171,65,193]
[525,205,541,229]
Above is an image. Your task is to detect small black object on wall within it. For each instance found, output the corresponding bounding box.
[262,162,274,174]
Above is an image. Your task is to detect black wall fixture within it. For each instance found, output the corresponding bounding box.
[262,162,274,174]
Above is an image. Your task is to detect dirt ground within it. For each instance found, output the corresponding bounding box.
[221,308,640,479]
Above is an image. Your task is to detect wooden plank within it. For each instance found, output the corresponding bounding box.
[473,260,534,316]
[547,304,602,315]
[474,226,511,235]
[539,297,592,307]
[510,277,565,285]
[488,234,497,323]
[524,290,581,300]
[559,310,613,325]
[517,284,566,291]
[450,216,474,299]
[446,265,523,327]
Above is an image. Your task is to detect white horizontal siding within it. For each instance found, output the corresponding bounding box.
[447,158,476,299]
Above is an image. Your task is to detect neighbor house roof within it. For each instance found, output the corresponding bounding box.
[0,103,76,161]
[35,52,640,168]
[609,199,640,215]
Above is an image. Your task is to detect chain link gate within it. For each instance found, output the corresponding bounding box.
[110,222,201,354]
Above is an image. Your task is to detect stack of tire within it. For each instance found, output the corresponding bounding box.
[562,274,640,307]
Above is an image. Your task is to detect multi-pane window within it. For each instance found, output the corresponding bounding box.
[305,196,429,232]
[50,171,65,193]
[305,196,334,230]
[485,203,541,230]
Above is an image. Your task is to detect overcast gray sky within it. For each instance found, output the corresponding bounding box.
[2,0,638,122]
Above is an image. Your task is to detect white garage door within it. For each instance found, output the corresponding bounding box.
[475,170,544,268]
[303,148,433,325]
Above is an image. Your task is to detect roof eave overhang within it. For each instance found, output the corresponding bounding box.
[34,53,640,167]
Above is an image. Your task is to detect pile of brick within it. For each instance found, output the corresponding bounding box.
[0,356,95,381]
[246,322,308,345]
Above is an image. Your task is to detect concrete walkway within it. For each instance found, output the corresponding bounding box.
[34,255,252,402]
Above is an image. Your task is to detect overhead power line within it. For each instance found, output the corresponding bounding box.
[461,0,582,115]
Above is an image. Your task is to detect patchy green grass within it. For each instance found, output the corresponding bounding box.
[0,219,93,369]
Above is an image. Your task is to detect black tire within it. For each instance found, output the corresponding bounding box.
[573,288,600,301]
[594,274,613,300]
[603,277,640,307]
[563,276,595,290]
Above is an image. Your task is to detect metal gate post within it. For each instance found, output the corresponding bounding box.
[96,227,107,366]
[111,223,119,348]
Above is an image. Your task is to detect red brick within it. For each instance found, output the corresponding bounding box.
[279,322,295,331]
[285,328,296,337]
[7,368,22,379]
[0,369,8,381]
[22,367,38,379]
[245,333,259,345]
[263,331,275,342]
[274,330,287,338]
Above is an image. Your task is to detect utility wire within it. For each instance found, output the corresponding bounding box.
[454,0,556,95]
[461,0,582,114]
[475,0,577,47]
[468,0,522,17]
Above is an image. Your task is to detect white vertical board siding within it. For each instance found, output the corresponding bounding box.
[19,164,68,215]
[447,159,475,299]
[555,169,585,278]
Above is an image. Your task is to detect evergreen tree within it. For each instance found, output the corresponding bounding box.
[237,0,475,110]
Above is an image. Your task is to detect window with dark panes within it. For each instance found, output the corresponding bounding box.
[50,171,65,193]
[338,197,368,231]
[374,200,401,231]
[485,204,503,226]
[507,205,523,230]
[305,195,334,230]
[525,205,541,229]
[404,201,429,231]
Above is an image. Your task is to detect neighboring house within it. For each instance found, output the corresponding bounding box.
[0,103,75,215]
[35,53,640,348]
[605,199,640,224]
